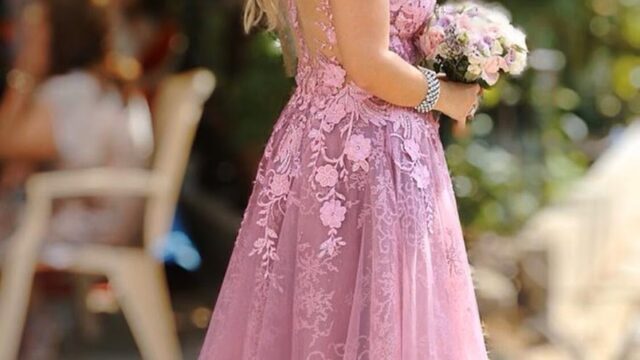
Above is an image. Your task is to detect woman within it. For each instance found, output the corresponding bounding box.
[0,0,147,245]
[200,0,488,358]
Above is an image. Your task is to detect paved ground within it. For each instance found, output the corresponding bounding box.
[20,283,218,360]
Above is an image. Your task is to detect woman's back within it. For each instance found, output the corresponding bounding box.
[289,0,436,88]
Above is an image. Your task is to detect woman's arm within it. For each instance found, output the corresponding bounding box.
[0,85,57,160]
[330,0,481,123]
[0,2,57,161]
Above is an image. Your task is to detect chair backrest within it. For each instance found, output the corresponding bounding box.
[144,69,215,251]
[519,121,640,354]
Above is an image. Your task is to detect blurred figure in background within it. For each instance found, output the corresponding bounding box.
[114,0,186,93]
[0,0,150,357]
[0,0,148,245]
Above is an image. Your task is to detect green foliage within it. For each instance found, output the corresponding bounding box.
[179,1,293,155]
[225,33,295,152]
[443,0,639,236]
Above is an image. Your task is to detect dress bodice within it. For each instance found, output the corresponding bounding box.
[289,0,437,96]
[388,0,437,62]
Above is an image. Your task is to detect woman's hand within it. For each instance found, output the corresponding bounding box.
[433,79,483,127]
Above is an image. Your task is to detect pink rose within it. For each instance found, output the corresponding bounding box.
[418,26,445,59]
[456,14,473,31]
[482,56,507,86]
[319,199,347,229]
[345,134,372,163]
[315,165,339,187]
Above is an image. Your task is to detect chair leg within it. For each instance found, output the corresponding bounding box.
[0,191,51,360]
[0,235,46,360]
[0,256,37,360]
[73,275,102,342]
[108,254,182,360]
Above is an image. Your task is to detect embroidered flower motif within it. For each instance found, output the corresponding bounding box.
[319,199,347,229]
[315,165,339,187]
[252,237,267,251]
[270,173,290,196]
[321,101,348,131]
[283,126,303,154]
[390,0,410,12]
[394,1,430,38]
[312,60,347,98]
[345,134,372,172]
[318,62,346,91]
[319,236,346,258]
[403,139,421,161]
[411,164,431,190]
[345,134,372,162]
[395,8,417,37]
[249,227,280,268]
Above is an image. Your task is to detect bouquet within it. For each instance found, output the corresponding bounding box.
[416,1,529,88]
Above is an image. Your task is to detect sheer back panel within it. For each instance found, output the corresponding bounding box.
[290,0,341,66]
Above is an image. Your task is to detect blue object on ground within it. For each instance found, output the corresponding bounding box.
[154,209,202,271]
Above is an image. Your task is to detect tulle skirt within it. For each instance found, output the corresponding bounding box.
[199,85,488,359]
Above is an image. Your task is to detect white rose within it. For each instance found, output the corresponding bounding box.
[509,50,528,74]
[504,28,527,50]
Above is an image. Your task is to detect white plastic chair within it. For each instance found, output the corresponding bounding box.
[520,121,640,359]
[0,68,216,360]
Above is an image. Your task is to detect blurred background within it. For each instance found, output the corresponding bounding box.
[0,0,639,359]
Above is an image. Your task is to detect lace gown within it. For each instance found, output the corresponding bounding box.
[199,0,488,358]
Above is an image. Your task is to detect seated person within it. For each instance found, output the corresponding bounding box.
[0,0,150,247]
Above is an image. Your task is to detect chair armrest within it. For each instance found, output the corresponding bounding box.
[25,168,169,199]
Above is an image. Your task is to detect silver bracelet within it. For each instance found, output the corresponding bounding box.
[414,66,441,113]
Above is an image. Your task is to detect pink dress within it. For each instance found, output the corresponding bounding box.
[199,0,489,358]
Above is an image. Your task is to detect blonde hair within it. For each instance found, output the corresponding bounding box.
[243,0,298,77]
[243,0,281,33]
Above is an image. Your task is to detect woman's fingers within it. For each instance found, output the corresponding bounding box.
[437,81,484,124]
